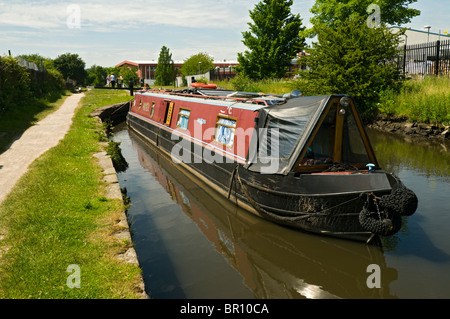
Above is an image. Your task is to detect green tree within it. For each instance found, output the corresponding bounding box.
[154,46,174,86]
[86,65,107,87]
[181,52,214,77]
[300,18,403,114]
[237,0,305,79]
[119,65,139,86]
[53,53,87,85]
[306,0,420,36]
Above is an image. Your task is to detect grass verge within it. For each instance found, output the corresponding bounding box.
[377,76,450,124]
[0,89,143,299]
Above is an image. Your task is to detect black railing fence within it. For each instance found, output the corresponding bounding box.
[397,39,450,77]
[209,67,237,81]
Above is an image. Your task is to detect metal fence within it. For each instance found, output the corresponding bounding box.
[397,39,450,76]
[209,67,237,81]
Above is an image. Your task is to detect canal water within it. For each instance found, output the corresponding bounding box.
[113,123,450,299]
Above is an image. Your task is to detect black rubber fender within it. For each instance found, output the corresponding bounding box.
[359,207,402,236]
[379,186,418,217]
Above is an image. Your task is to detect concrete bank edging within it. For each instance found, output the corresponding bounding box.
[92,113,148,299]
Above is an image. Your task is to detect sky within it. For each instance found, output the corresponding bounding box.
[0,0,448,68]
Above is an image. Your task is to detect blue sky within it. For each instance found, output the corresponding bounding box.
[0,0,448,68]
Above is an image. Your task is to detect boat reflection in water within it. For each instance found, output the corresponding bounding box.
[123,128,398,299]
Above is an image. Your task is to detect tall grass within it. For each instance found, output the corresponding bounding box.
[377,77,450,124]
[214,75,301,95]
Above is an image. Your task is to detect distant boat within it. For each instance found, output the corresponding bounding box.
[126,87,418,243]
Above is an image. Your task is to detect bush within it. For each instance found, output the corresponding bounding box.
[300,18,403,115]
[0,56,66,112]
[0,56,32,111]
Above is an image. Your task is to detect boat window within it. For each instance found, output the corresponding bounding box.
[301,103,337,166]
[215,116,237,147]
[341,110,371,164]
[150,102,155,118]
[176,108,190,130]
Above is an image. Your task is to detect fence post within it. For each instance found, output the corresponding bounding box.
[129,79,134,96]
[435,40,440,76]
[403,45,407,77]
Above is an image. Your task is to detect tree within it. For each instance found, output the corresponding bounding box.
[86,65,107,87]
[180,52,214,77]
[53,53,87,85]
[237,0,305,79]
[300,18,403,115]
[154,46,174,86]
[119,65,138,87]
[307,0,420,36]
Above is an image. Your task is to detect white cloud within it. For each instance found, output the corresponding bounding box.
[0,0,251,31]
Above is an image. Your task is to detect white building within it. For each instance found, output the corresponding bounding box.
[390,26,450,45]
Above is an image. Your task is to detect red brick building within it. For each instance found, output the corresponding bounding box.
[116,60,239,85]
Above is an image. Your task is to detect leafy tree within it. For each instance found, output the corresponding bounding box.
[299,18,403,114]
[306,0,420,36]
[180,52,214,77]
[237,0,305,79]
[86,65,107,87]
[53,53,87,85]
[119,65,138,87]
[154,46,174,86]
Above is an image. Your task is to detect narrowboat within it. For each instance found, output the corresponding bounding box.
[126,87,418,243]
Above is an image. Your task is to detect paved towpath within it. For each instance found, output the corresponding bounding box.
[0,93,84,205]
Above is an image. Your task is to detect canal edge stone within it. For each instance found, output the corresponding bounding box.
[92,113,148,299]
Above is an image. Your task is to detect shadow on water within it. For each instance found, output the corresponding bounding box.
[114,124,400,299]
[393,215,450,263]
[369,128,450,262]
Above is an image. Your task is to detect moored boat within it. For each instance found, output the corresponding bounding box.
[126,87,418,243]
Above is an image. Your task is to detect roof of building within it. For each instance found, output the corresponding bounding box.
[390,26,450,45]
[116,60,239,68]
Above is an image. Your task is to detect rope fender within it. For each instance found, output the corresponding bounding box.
[379,181,418,217]
[358,178,418,236]
[358,204,402,236]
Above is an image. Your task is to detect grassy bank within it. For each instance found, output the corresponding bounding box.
[0,89,144,298]
[377,77,450,124]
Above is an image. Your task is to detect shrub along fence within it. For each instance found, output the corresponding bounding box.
[0,56,65,112]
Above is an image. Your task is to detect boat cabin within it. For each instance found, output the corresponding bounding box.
[246,94,378,175]
[130,89,377,176]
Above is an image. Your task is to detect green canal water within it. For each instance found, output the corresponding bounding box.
[113,123,450,299]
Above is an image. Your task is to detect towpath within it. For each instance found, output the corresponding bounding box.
[0,93,84,205]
